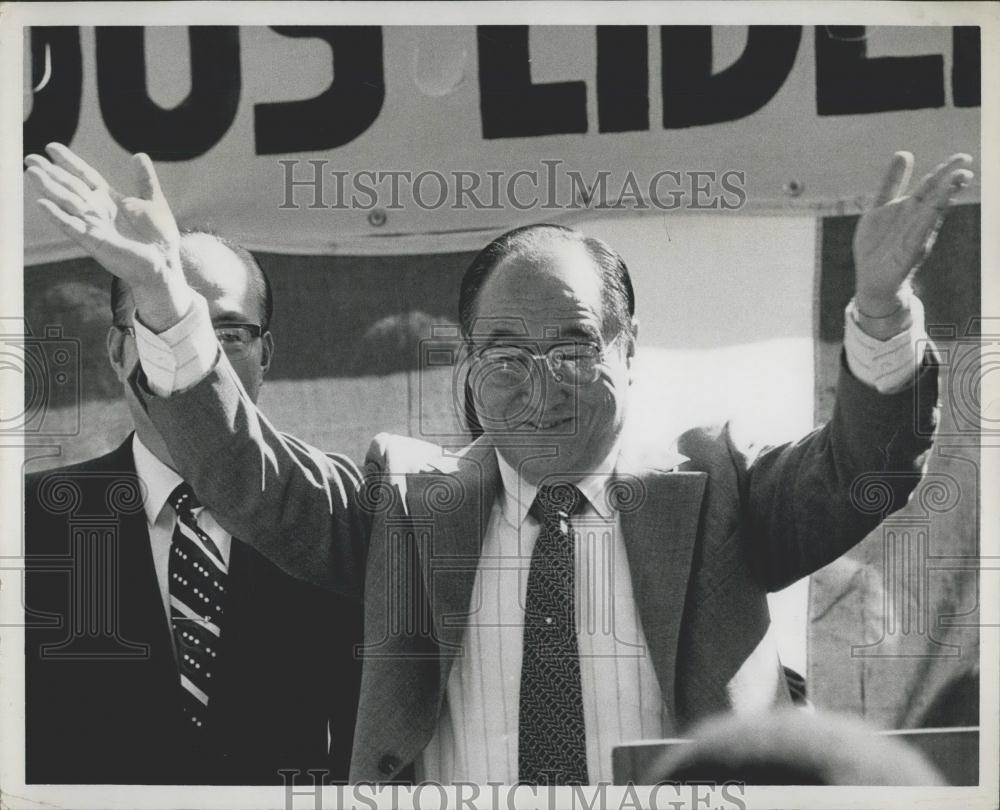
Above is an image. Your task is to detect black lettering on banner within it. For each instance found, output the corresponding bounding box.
[661,26,802,129]
[478,26,587,139]
[815,26,944,115]
[952,27,981,108]
[597,26,649,133]
[255,26,385,155]
[96,26,241,161]
[23,27,82,161]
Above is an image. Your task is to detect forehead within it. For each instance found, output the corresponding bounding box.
[471,239,605,340]
[179,234,257,320]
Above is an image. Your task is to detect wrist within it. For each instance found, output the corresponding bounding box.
[132,251,194,333]
[856,287,906,317]
[853,285,915,340]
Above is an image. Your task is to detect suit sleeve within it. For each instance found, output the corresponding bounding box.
[129,354,370,600]
[737,347,939,591]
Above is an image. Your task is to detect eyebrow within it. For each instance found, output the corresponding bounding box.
[478,323,601,344]
[560,323,601,342]
[480,326,524,340]
[212,311,255,324]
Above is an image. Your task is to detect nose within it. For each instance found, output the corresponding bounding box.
[535,357,574,413]
[500,358,567,425]
[540,359,573,393]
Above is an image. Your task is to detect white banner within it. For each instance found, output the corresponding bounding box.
[23,24,981,261]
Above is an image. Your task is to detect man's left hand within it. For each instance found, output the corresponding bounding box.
[853,151,974,325]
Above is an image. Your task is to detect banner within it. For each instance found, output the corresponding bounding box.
[23,24,981,261]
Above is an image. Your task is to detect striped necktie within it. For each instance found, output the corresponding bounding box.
[518,482,589,785]
[167,482,228,734]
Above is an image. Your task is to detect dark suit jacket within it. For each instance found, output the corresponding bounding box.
[132,351,938,783]
[354,351,938,781]
[23,436,363,785]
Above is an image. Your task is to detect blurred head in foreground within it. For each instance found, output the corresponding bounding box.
[639,709,945,786]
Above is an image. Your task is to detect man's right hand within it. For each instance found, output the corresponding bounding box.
[25,143,193,333]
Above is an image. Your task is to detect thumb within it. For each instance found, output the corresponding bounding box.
[132,152,164,201]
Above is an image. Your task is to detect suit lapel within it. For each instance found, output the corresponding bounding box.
[402,437,708,730]
[616,454,707,728]
[105,439,177,670]
[407,440,500,693]
[96,439,185,734]
[118,503,176,666]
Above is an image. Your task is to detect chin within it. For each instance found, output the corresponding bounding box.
[518,446,592,484]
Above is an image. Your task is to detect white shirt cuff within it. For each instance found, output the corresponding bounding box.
[132,293,220,396]
[844,294,927,394]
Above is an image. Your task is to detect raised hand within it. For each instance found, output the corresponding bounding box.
[853,151,974,321]
[26,143,181,282]
[26,143,192,332]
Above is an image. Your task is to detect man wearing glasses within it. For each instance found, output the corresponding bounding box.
[27,144,969,785]
[23,219,366,783]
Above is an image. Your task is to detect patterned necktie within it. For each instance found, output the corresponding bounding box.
[518,483,589,785]
[167,482,228,734]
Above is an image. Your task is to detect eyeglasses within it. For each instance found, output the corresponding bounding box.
[116,322,264,356]
[471,334,625,387]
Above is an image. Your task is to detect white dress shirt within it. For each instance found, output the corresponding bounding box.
[132,434,232,625]
[131,292,928,781]
[416,444,673,784]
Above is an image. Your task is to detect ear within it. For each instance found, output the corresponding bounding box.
[259,331,275,376]
[106,326,130,382]
[625,316,639,358]
[625,316,639,382]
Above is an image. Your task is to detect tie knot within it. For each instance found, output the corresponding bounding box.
[532,483,584,522]
[168,482,202,516]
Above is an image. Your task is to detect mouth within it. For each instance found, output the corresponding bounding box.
[526,414,575,431]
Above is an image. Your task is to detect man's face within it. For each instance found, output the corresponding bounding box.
[467,239,634,485]
[177,233,272,403]
[111,234,272,430]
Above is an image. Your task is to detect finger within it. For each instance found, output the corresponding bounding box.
[44,142,109,190]
[931,167,975,211]
[36,198,87,236]
[132,153,164,201]
[25,154,93,201]
[25,165,89,218]
[912,168,974,245]
[874,151,914,206]
[903,165,974,253]
[910,153,973,204]
[899,172,970,263]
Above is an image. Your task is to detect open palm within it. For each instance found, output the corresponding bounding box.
[854,152,973,308]
[26,143,181,287]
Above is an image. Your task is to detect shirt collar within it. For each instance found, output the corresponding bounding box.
[132,434,185,527]
[495,440,622,526]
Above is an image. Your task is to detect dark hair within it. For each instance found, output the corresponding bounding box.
[110,229,273,330]
[457,223,635,340]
